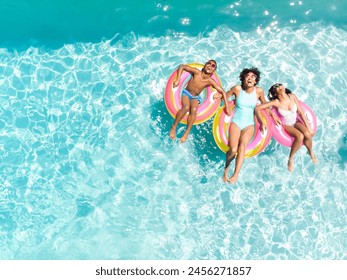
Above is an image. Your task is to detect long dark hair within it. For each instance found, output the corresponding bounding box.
[268,83,292,101]
[239,67,261,89]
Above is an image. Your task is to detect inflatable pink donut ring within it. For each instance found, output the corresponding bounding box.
[212,100,273,158]
[164,62,221,125]
[271,101,317,147]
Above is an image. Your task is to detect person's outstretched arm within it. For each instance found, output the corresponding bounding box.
[211,80,231,115]
[255,100,278,132]
[257,87,281,125]
[173,64,199,87]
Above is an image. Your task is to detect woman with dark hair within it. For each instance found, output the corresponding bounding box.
[223,67,274,183]
[255,83,318,172]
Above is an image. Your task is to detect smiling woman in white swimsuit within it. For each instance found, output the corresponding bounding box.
[255,83,318,172]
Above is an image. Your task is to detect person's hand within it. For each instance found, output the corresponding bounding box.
[273,115,282,126]
[225,106,231,116]
[173,79,179,88]
[260,122,267,134]
[213,93,222,100]
[268,109,282,126]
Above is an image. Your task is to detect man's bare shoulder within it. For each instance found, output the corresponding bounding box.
[207,75,218,83]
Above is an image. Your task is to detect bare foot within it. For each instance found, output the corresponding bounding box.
[223,170,229,182]
[310,153,318,164]
[180,134,188,143]
[288,158,294,172]
[228,175,238,184]
[170,125,176,140]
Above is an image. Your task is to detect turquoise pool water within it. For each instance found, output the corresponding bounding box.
[0,0,346,259]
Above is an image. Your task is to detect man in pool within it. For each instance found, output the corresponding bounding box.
[169,60,231,143]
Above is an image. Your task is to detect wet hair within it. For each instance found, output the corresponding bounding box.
[239,67,261,88]
[268,83,292,101]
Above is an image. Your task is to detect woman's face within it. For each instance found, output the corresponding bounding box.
[244,72,257,87]
[273,83,285,95]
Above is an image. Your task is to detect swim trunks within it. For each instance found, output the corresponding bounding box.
[182,88,202,104]
[232,88,257,130]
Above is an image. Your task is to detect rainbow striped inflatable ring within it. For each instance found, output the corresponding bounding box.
[164,62,221,125]
[271,101,317,147]
[212,101,273,158]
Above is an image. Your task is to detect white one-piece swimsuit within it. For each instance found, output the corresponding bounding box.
[278,103,297,126]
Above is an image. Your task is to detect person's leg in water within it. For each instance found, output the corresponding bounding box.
[283,125,304,172]
[228,125,254,184]
[223,122,241,182]
[170,94,191,140]
[294,122,318,163]
[180,98,199,143]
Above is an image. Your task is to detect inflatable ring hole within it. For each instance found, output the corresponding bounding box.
[199,87,208,104]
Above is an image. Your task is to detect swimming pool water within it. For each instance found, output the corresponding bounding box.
[1,0,346,49]
[0,0,346,260]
